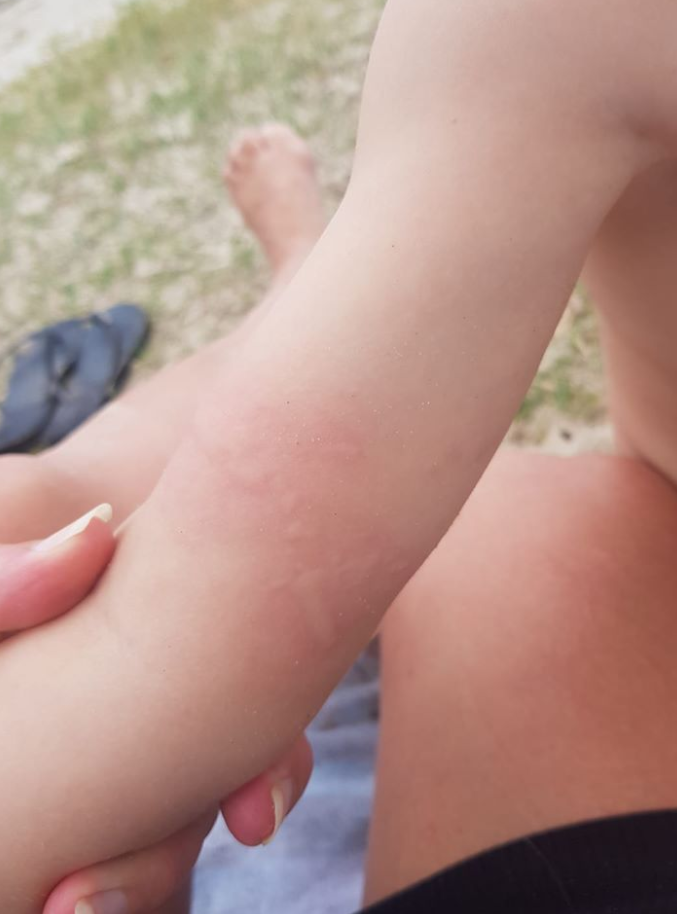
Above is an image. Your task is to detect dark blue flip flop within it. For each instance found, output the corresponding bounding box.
[37,303,150,447]
[101,302,150,385]
[0,333,59,453]
[0,314,91,452]
[49,317,89,378]
[37,316,121,447]
[0,303,151,451]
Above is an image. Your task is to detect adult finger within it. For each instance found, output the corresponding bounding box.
[222,734,314,846]
[0,504,115,633]
[42,812,216,914]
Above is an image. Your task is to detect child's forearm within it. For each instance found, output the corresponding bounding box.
[0,1,651,907]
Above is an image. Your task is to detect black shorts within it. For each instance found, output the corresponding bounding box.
[363,811,677,913]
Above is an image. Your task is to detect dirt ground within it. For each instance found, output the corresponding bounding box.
[0,0,132,87]
[0,0,611,452]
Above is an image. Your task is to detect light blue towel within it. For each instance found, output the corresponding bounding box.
[193,649,380,913]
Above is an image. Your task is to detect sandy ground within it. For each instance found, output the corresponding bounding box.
[0,0,132,86]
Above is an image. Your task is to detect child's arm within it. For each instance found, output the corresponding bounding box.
[0,0,655,908]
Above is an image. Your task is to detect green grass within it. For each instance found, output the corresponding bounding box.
[0,0,383,371]
[518,356,602,422]
[511,291,606,443]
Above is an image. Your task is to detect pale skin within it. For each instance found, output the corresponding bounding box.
[4,0,677,911]
[368,130,677,900]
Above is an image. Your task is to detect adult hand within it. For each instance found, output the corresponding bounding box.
[44,735,313,914]
[0,504,116,635]
[0,504,313,914]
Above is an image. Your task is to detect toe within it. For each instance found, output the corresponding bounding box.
[262,123,314,164]
[262,122,290,138]
[262,122,297,141]
[240,137,259,159]
[229,130,261,167]
[263,123,303,151]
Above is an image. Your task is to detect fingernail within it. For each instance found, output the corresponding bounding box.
[262,778,294,846]
[74,888,129,914]
[32,504,113,553]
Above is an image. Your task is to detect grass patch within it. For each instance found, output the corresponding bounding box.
[0,0,383,365]
[512,292,606,443]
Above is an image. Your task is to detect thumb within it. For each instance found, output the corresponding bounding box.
[0,504,116,633]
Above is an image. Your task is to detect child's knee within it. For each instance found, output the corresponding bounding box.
[384,451,677,816]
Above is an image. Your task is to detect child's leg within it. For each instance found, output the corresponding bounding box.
[366,451,677,903]
[0,125,326,542]
[583,160,677,487]
[3,0,677,908]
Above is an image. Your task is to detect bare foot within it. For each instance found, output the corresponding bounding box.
[224,124,326,273]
